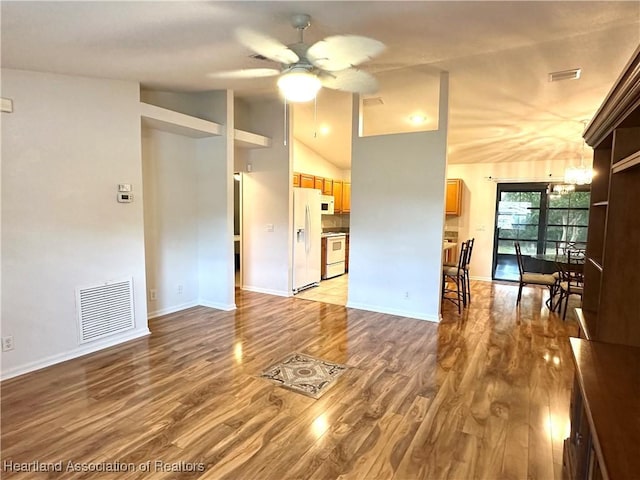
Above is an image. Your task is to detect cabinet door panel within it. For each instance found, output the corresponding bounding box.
[300,174,314,189]
[314,176,324,191]
[293,172,301,187]
[333,181,343,213]
[343,182,351,212]
[446,179,462,215]
[323,179,333,195]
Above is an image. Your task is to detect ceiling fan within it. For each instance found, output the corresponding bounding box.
[210,13,386,102]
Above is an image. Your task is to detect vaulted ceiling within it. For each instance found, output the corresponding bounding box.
[3,1,639,169]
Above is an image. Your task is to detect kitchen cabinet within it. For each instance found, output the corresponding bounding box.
[342,182,351,213]
[322,178,333,195]
[333,180,343,212]
[445,179,463,215]
[293,173,350,214]
[300,173,315,189]
[345,235,350,272]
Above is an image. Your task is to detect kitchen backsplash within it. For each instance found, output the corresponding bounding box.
[322,213,350,232]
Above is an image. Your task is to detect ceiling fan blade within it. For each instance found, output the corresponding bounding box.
[322,69,379,94]
[307,35,386,72]
[208,68,280,79]
[236,27,299,65]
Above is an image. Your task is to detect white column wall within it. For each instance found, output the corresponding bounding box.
[242,99,292,296]
[347,73,450,321]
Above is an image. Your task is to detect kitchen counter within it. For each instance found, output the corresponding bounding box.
[321,232,347,238]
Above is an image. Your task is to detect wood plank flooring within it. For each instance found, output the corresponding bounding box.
[1,281,577,479]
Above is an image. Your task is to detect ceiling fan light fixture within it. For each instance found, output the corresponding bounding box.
[409,114,427,125]
[277,68,321,103]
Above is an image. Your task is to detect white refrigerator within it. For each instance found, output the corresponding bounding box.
[293,187,321,293]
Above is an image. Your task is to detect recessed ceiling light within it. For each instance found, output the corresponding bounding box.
[319,125,330,135]
[409,114,427,125]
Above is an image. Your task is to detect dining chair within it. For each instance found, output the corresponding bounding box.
[514,241,557,307]
[556,250,585,320]
[443,237,474,306]
[442,240,469,314]
[463,238,474,305]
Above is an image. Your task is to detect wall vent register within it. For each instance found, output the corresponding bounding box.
[76,278,135,343]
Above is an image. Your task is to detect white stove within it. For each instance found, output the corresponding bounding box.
[321,233,347,279]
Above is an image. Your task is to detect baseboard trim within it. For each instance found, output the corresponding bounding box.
[199,300,236,311]
[345,301,440,323]
[148,301,200,319]
[0,328,151,381]
[241,286,291,297]
[469,276,493,282]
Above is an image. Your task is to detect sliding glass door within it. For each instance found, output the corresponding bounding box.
[492,183,590,281]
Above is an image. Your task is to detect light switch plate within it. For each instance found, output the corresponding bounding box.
[118,184,132,192]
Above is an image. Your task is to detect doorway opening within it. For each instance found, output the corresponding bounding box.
[234,172,242,288]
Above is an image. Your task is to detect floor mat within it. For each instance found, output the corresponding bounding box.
[259,352,348,399]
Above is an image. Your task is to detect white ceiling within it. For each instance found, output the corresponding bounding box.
[3,1,639,169]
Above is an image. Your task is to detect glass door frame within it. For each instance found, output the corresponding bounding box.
[491,182,550,281]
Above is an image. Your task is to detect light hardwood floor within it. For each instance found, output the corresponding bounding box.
[1,281,576,479]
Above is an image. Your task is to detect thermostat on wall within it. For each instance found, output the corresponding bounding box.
[117,192,133,203]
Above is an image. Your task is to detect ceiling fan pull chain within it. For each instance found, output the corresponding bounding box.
[284,97,288,147]
[314,95,318,138]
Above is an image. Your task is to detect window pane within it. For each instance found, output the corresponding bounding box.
[547,209,568,225]
[568,210,589,226]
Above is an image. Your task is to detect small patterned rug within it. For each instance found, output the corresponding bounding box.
[259,352,348,399]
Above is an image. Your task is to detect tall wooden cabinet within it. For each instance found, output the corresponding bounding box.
[563,45,640,480]
[581,46,640,347]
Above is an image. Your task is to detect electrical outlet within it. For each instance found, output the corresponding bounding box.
[177,284,184,295]
[2,336,14,352]
[149,289,157,301]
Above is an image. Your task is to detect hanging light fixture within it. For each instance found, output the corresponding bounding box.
[553,183,576,195]
[277,67,322,103]
[564,121,593,185]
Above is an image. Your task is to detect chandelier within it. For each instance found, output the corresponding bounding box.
[564,121,593,185]
[553,183,576,195]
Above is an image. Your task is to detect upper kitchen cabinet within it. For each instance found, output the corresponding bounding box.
[323,178,333,195]
[445,179,463,216]
[333,180,343,212]
[314,176,324,191]
[342,182,351,213]
[293,173,300,187]
[300,173,315,189]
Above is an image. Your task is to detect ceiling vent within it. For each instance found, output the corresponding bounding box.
[363,97,384,107]
[549,68,582,82]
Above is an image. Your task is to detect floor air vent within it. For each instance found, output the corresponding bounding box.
[76,278,135,343]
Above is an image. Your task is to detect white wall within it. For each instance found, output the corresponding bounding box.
[447,157,588,280]
[142,129,200,317]
[242,99,292,296]
[293,139,349,180]
[347,73,450,321]
[1,69,148,379]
